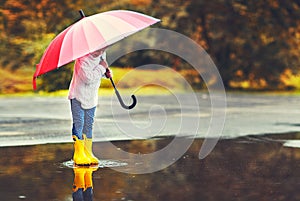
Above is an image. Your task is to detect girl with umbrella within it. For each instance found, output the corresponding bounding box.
[68,48,112,166]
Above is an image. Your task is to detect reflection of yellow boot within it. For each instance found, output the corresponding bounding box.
[85,166,98,189]
[72,167,86,192]
[83,134,99,165]
[73,135,91,166]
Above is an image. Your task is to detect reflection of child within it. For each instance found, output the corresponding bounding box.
[72,167,97,201]
[69,49,112,166]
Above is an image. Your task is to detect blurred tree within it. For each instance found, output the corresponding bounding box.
[38,63,73,92]
[1,0,300,91]
[182,0,300,89]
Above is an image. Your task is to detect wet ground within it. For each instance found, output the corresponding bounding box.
[0,92,299,146]
[0,92,300,200]
[1,133,300,201]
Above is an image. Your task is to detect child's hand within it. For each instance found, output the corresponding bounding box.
[105,68,112,78]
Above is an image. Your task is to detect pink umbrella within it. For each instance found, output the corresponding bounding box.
[33,9,160,109]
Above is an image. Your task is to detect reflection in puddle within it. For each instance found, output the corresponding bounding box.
[72,166,97,201]
[0,133,300,200]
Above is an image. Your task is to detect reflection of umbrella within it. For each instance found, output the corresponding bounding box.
[33,10,160,109]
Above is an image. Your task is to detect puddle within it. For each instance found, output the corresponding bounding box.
[0,134,300,200]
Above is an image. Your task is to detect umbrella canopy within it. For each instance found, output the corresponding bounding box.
[33,10,160,89]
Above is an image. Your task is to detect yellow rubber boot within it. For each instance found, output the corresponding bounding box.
[73,135,91,166]
[72,167,87,192]
[83,134,99,165]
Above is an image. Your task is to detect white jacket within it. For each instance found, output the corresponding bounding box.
[68,52,107,109]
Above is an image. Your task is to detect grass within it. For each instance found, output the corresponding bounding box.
[280,69,300,90]
[0,66,192,97]
[0,68,33,94]
[1,67,300,97]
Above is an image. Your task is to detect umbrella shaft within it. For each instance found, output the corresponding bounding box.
[110,78,116,89]
[79,10,85,18]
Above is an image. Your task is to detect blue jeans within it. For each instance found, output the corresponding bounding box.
[71,99,96,139]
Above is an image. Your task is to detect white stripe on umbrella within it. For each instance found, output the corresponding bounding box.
[58,11,154,66]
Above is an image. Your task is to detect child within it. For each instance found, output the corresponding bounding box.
[68,48,112,165]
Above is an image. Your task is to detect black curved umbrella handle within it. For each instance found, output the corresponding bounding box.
[110,78,137,110]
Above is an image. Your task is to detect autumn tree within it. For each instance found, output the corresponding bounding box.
[1,0,300,91]
[182,0,300,89]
